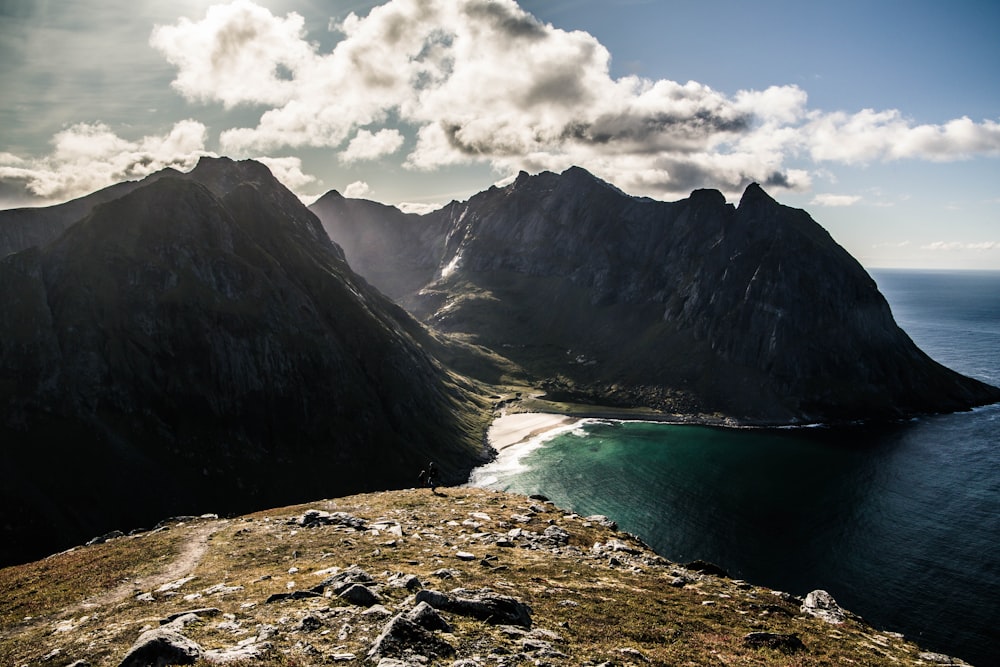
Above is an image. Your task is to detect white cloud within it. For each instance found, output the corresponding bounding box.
[398,201,444,215]
[811,193,861,207]
[144,0,1000,200]
[921,241,999,251]
[254,155,318,192]
[339,129,405,163]
[343,180,371,198]
[0,120,211,204]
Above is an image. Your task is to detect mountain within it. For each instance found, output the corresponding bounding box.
[311,166,1000,423]
[0,158,490,566]
[0,169,181,260]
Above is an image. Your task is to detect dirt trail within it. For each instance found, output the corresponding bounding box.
[76,521,221,612]
[0,521,221,640]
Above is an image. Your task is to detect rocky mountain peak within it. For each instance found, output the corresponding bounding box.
[311,165,1000,423]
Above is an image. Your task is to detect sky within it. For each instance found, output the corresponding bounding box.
[1,0,998,269]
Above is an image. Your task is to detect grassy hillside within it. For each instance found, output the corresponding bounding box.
[0,488,965,666]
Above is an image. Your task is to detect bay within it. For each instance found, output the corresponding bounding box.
[470,269,1000,666]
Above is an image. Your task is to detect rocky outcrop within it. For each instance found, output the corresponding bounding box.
[0,158,489,567]
[312,167,1000,423]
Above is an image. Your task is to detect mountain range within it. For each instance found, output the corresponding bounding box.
[2,158,998,566]
[311,166,1000,423]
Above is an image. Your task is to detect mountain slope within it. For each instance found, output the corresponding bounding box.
[0,488,971,667]
[312,167,1000,423]
[0,158,490,566]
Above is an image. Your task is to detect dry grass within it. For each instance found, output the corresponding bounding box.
[0,488,946,666]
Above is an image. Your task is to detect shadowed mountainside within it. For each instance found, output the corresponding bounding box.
[0,158,490,567]
[311,167,1000,423]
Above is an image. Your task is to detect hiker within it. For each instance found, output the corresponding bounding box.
[419,462,439,493]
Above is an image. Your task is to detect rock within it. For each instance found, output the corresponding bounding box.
[86,530,124,546]
[542,526,570,545]
[161,608,222,625]
[406,601,453,632]
[416,588,532,628]
[118,628,203,667]
[203,640,272,663]
[586,515,618,530]
[367,614,456,662]
[339,583,382,607]
[264,590,321,604]
[455,551,476,561]
[321,566,376,594]
[684,560,729,578]
[743,631,807,653]
[616,647,650,662]
[801,589,846,624]
[297,510,368,530]
[388,573,423,590]
[295,614,324,632]
[918,651,971,665]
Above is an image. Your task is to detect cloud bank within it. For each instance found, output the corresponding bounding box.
[144,0,1000,200]
[4,0,999,208]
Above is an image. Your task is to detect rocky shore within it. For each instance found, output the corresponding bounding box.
[0,488,973,666]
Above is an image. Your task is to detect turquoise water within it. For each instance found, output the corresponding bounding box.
[471,269,1000,666]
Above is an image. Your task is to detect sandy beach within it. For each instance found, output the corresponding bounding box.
[486,412,579,450]
[468,413,582,487]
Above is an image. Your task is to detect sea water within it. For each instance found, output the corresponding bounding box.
[469,269,1000,666]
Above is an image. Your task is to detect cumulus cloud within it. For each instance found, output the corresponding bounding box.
[339,128,405,163]
[343,180,371,198]
[254,155,318,191]
[0,120,212,205]
[811,193,862,207]
[138,0,1000,199]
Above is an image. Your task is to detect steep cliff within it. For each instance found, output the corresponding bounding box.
[0,158,490,566]
[312,167,1000,423]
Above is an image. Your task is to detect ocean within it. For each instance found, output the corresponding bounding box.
[469,269,1000,666]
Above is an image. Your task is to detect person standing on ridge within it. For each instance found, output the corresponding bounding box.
[420,462,440,494]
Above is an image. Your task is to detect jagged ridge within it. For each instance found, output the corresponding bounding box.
[312,167,1000,423]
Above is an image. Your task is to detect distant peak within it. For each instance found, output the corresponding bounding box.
[737,182,777,209]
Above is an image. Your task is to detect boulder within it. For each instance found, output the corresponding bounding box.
[338,583,382,607]
[406,601,453,632]
[367,614,455,662]
[416,588,532,628]
[801,589,846,624]
[118,628,202,667]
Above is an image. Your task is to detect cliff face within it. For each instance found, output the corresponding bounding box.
[312,167,1000,422]
[0,158,489,566]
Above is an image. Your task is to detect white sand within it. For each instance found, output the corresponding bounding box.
[487,412,579,450]
[468,413,583,487]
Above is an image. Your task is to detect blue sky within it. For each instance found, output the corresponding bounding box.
[1,0,998,269]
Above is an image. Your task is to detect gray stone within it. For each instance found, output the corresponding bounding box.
[406,601,453,632]
[416,588,532,628]
[800,589,846,624]
[160,608,222,625]
[339,583,382,607]
[542,526,570,545]
[118,628,203,667]
[368,614,455,662]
